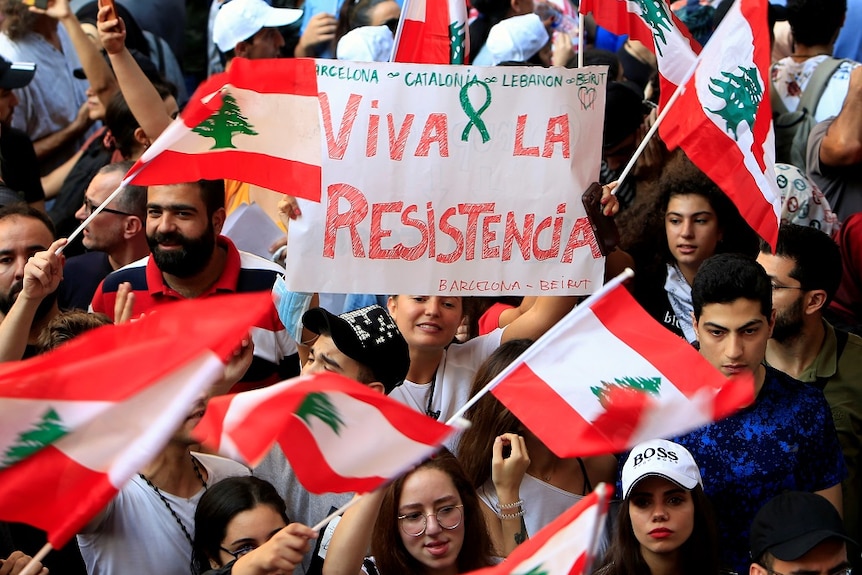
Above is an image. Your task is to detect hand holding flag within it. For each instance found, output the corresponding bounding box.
[0,293,273,548]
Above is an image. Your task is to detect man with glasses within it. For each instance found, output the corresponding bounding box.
[749,491,855,575]
[57,161,149,310]
[757,224,862,571]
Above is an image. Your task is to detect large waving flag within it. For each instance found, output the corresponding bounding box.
[659,0,781,247]
[196,372,461,494]
[127,58,322,201]
[465,483,612,575]
[481,270,754,458]
[579,0,699,109]
[391,0,469,64]
[0,293,273,547]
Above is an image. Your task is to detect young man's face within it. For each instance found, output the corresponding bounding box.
[694,298,774,378]
[303,335,384,394]
[0,216,54,315]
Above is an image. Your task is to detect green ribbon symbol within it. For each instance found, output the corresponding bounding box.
[460,78,492,143]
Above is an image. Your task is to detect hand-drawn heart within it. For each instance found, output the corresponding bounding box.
[578,86,597,110]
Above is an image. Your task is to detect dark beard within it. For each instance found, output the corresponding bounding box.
[0,281,59,323]
[772,297,805,343]
[147,225,216,279]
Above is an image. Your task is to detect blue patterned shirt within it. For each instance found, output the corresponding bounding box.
[670,366,846,575]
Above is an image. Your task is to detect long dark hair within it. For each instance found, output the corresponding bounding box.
[371,449,494,575]
[595,484,719,575]
[193,476,289,571]
[457,339,533,489]
[633,150,758,274]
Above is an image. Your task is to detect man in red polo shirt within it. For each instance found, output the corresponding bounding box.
[91,179,300,390]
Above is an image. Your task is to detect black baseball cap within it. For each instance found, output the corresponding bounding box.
[302,305,409,393]
[0,57,35,90]
[750,491,856,562]
[603,81,649,151]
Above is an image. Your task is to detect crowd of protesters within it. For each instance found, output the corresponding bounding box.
[0,0,860,574]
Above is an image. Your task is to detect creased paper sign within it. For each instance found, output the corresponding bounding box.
[286,61,609,295]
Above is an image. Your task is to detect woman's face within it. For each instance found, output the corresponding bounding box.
[387,296,463,351]
[397,468,465,575]
[214,504,287,567]
[628,476,695,560]
[664,193,722,272]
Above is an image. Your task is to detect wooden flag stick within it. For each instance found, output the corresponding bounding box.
[19,542,52,575]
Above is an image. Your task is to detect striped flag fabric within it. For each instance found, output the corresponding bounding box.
[658,0,781,247]
[486,270,755,458]
[391,0,469,64]
[465,483,613,575]
[0,293,273,547]
[127,58,322,201]
[579,0,699,110]
[196,372,461,494]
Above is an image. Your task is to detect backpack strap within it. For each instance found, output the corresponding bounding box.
[797,57,846,114]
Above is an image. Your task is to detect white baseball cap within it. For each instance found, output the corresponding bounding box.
[213,0,302,52]
[336,26,394,62]
[621,439,703,500]
[482,13,549,65]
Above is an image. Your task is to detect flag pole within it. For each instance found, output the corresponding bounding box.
[445,268,635,426]
[19,543,52,575]
[57,164,147,255]
[312,496,364,532]
[612,51,704,194]
[577,12,585,68]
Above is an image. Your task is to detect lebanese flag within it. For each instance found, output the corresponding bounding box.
[466,484,612,575]
[0,293,273,547]
[391,0,469,64]
[127,58,322,201]
[659,0,781,247]
[579,0,699,110]
[196,372,461,494]
[487,270,755,458]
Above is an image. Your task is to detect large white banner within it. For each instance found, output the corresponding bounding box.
[286,61,609,296]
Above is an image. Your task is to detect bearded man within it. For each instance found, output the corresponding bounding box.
[757,223,862,571]
[90,180,300,390]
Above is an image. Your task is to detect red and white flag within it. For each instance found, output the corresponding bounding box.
[485,270,754,458]
[465,483,613,575]
[127,58,322,201]
[391,0,469,64]
[0,293,273,547]
[579,0,699,109]
[196,372,461,494]
[659,0,781,247]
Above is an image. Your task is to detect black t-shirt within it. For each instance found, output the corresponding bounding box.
[0,127,45,204]
[58,251,115,312]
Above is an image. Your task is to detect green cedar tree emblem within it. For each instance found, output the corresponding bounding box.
[636,0,673,56]
[449,21,466,64]
[296,393,345,435]
[591,376,663,404]
[2,408,68,469]
[192,93,258,149]
[706,66,762,141]
[518,566,549,575]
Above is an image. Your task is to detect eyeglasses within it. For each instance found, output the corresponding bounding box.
[81,198,134,217]
[770,281,805,291]
[219,543,257,560]
[767,568,851,575]
[398,504,463,537]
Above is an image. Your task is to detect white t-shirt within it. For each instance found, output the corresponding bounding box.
[77,453,249,575]
[388,328,505,430]
[770,55,860,122]
[478,473,583,539]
